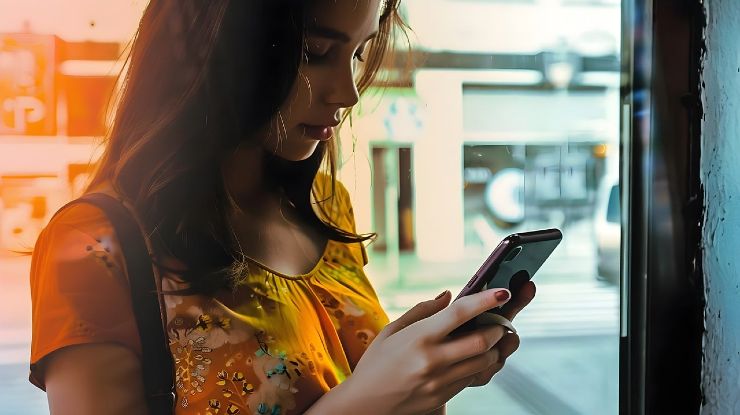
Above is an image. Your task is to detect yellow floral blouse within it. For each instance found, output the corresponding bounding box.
[29,175,390,415]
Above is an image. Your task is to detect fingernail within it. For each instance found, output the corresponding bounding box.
[494,289,511,302]
[435,290,449,300]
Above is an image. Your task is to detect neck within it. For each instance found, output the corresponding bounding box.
[221,144,283,218]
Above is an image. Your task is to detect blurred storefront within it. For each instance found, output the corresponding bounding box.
[0,0,143,252]
[341,0,620,276]
[0,33,117,250]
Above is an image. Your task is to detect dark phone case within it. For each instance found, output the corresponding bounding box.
[449,228,563,336]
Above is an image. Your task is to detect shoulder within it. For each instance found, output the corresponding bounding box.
[39,179,147,261]
[313,172,355,230]
[37,201,119,265]
[37,185,125,264]
[43,181,125,236]
[31,189,130,303]
[313,171,351,202]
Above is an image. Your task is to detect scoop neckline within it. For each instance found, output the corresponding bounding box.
[90,180,333,281]
[242,238,332,280]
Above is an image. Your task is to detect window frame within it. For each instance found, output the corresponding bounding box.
[620,0,705,413]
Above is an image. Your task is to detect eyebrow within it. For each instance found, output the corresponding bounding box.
[306,25,379,44]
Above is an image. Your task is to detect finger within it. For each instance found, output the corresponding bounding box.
[495,333,521,360]
[436,324,506,364]
[468,336,520,387]
[497,281,536,321]
[433,346,500,387]
[379,290,452,341]
[467,335,521,388]
[422,288,512,340]
[432,372,478,405]
[468,359,506,387]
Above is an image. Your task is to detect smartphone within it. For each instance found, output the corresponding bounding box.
[449,228,563,335]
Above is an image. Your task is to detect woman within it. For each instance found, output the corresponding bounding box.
[28,1,536,414]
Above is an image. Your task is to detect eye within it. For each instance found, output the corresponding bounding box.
[305,50,327,63]
[353,49,367,63]
[304,39,331,62]
[354,39,373,63]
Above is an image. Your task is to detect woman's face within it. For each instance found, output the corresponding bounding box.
[259,0,382,161]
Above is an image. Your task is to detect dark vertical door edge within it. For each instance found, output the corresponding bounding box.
[620,0,705,413]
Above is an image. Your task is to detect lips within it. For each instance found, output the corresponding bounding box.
[301,124,335,141]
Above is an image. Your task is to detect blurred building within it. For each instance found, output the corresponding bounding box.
[0,36,121,249]
[0,0,146,250]
[341,0,621,265]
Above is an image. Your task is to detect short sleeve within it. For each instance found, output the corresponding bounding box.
[28,202,141,391]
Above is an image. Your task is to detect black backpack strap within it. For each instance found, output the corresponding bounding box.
[71,193,176,414]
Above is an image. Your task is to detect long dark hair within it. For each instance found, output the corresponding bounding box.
[86,0,410,295]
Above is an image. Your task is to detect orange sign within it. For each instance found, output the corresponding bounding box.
[0,34,58,135]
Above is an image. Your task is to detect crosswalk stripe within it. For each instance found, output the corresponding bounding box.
[380,282,620,338]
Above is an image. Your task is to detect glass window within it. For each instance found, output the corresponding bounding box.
[606,184,620,224]
[346,0,623,413]
[1,0,624,413]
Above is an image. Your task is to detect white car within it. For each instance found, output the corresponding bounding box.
[594,177,620,284]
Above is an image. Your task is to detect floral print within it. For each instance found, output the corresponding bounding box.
[29,176,389,414]
[161,241,386,415]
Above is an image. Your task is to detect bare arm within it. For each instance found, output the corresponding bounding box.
[44,343,149,415]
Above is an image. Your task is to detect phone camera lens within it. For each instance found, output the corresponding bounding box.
[504,246,523,262]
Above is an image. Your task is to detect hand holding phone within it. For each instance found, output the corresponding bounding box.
[449,228,562,336]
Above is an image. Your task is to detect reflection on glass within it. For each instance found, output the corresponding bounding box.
[363,0,622,414]
[1,0,623,414]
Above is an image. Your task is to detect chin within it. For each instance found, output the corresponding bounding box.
[265,142,320,162]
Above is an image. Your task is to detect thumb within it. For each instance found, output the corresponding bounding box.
[378,290,451,340]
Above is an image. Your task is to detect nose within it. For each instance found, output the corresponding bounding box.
[325,61,361,109]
